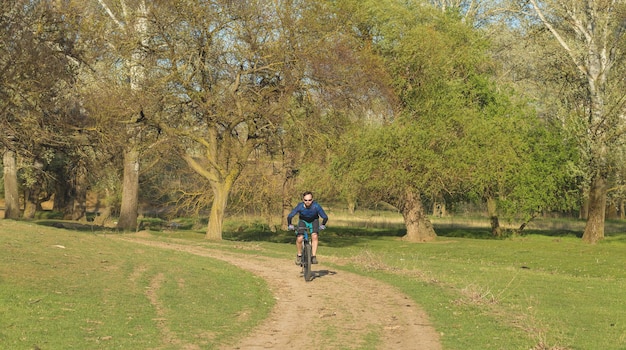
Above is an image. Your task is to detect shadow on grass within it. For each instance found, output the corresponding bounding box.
[35,217,200,234]
[433,226,585,239]
[33,215,626,246]
[35,220,111,233]
[434,221,626,240]
[223,225,406,248]
[225,222,626,246]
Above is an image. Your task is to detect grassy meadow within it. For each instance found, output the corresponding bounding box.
[1,212,626,349]
[0,220,273,350]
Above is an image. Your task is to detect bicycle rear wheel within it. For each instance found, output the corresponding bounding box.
[303,242,313,281]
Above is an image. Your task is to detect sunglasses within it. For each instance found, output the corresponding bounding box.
[303,199,313,202]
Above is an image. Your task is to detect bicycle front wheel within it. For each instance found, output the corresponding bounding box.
[303,242,313,282]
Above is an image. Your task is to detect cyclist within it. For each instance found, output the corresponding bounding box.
[287,191,328,265]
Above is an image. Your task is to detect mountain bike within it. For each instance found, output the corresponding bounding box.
[297,222,314,282]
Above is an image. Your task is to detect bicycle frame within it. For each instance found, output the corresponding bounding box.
[298,222,314,282]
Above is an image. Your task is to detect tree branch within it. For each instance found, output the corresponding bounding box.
[528,0,588,77]
[97,0,125,29]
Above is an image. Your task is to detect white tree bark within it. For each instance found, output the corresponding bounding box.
[3,148,20,219]
[96,0,149,231]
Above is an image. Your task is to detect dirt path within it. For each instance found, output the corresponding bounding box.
[116,235,441,350]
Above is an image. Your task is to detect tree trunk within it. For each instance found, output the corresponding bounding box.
[582,175,606,243]
[71,162,87,222]
[92,189,112,226]
[206,181,232,240]
[347,200,356,214]
[432,198,446,218]
[181,131,248,240]
[400,188,436,242]
[54,174,75,219]
[94,206,112,226]
[579,192,589,220]
[3,149,20,219]
[103,1,147,232]
[281,167,297,230]
[487,196,502,236]
[23,187,40,219]
[117,148,139,231]
[605,202,618,220]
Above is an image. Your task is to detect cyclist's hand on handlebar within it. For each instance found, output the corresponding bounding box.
[319,225,326,230]
[288,224,295,231]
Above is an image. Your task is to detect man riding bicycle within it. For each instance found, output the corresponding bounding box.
[287,191,328,265]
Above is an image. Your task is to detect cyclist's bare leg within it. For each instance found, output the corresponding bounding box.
[312,233,318,256]
[296,234,303,256]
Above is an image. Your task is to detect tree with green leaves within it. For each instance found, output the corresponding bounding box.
[510,0,626,243]
[465,97,579,235]
[330,3,487,241]
[331,0,574,241]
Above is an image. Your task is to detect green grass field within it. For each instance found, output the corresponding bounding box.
[0,220,273,350]
[2,216,626,349]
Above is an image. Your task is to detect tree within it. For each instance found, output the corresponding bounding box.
[1,0,80,220]
[67,0,155,231]
[100,0,149,231]
[1,0,45,219]
[466,99,579,235]
[513,0,626,243]
[332,124,440,242]
[151,0,387,239]
[332,2,515,241]
[151,0,291,239]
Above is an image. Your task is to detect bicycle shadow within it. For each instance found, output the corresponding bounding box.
[311,269,337,280]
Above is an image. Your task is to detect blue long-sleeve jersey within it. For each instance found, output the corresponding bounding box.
[287,201,328,225]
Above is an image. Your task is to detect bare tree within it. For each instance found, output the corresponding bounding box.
[108,0,148,230]
[73,0,154,231]
[1,0,79,219]
[150,0,387,239]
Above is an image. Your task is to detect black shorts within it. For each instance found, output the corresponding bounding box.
[296,219,319,235]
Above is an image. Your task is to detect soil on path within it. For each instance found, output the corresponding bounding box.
[116,234,442,350]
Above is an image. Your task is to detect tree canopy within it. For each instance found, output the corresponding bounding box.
[1,0,617,244]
